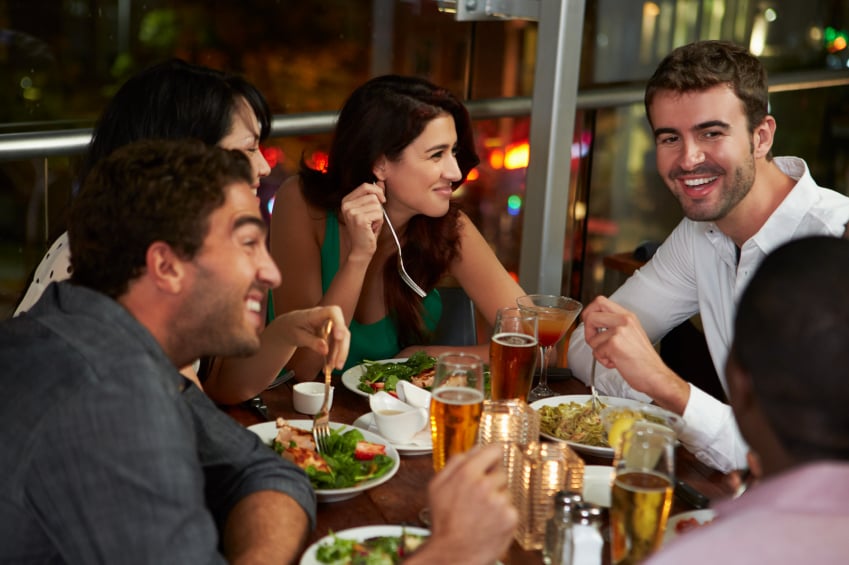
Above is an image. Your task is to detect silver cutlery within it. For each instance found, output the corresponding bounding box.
[312,319,334,453]
[382,207,427,298]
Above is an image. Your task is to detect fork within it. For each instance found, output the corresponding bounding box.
[312,319,335,453]
[589,358,603,413]
[589,327,607,413]
[381,207,427,298]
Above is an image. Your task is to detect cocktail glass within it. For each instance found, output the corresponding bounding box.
[517,294,583,402]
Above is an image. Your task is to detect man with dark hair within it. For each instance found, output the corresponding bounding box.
[569,40,849,472]
[0,139,519,564]
[647,236,849,563]
[0,140,348,562]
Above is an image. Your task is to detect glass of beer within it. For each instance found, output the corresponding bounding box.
[490,307,538,400]
[430,352,485,472]
[609,423,676,564]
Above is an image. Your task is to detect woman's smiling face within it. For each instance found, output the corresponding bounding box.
[219,96,271,194]
[380,114,463,221]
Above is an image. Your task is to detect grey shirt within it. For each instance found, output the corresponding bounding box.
[0,281,316,563]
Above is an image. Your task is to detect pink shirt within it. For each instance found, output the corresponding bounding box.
[648,462,849,564]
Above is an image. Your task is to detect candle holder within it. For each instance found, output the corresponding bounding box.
[478,399,540,513]
[478,398,539,446]
[513,441,584,550]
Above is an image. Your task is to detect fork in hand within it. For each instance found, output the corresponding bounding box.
[312,319,335,453]
[381,207,427,298]
[589,327,607,413]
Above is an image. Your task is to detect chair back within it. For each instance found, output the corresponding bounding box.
[433,286,478,346]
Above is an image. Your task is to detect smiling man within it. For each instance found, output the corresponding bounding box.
[0,140,350,563]
[568,40,849,473]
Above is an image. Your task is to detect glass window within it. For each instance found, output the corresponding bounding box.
[2,0,849,319]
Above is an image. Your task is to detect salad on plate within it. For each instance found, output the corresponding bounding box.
[355,351,437,395]
[272,419,395,490]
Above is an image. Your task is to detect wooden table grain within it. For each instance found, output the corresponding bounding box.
[224,374,734,564]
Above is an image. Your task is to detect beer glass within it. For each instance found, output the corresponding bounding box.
[490,307,538,401]
[609,423,676,564]
[430,352,485,472]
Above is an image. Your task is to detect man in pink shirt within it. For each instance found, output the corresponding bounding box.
[647,235,849,564]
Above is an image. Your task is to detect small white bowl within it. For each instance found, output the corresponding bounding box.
[293,381,333,415]
[369,391,429,444]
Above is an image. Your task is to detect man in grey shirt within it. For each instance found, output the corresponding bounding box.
[0,140,350,562]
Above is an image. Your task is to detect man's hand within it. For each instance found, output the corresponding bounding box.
[407,444,518,565]
[582,296,689,414]
[276,305,350,371]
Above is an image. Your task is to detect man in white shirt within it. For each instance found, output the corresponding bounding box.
[568,40,849,472]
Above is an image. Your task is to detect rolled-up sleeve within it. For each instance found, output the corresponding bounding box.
[185,385,317,530]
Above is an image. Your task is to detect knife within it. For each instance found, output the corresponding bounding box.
[674,479,710,509]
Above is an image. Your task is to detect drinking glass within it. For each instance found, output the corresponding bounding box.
[430,352,486,472]
[517,294,583,402]
[609,423,676,564]
[490,307,539,401]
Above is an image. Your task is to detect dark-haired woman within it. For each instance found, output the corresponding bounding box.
[268,75,525,382]
[15,59,349,395]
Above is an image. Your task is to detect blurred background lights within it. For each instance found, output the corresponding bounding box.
[825,26,848,53]
[507,194,522,216]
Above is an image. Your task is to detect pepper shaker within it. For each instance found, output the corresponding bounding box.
[543,490,583,565]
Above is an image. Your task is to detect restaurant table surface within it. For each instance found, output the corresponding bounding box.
[224,373,734,564]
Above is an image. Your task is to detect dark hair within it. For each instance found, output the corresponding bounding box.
[69,139,253,298]
[79,58,271,183]
[299,75,480,344]
[733,236,849,462]
[645,41,770,157]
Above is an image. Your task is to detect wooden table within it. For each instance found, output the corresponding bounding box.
[225,375,734,564]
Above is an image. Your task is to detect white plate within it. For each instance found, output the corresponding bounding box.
[300,525,430,565]
[341,358,408,398]
[582,465,613,507]
[248,420,400,503]
[353,413,432,456]
[663,508,717,545]
[530,395,651,458]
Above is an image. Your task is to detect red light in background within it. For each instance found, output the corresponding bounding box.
[310,150,329,172]
[260,145,283,168]
[466,168,479,181]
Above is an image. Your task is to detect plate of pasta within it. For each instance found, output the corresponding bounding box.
[530,395,675,457]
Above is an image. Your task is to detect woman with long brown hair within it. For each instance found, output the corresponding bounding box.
[269,74,525,382]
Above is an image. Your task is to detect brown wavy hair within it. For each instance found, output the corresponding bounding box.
[299,75,480,345]
[645,40,772,160]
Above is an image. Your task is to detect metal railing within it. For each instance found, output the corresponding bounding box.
[2,68,846,161]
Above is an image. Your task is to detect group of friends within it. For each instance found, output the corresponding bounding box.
[0,39,847,563]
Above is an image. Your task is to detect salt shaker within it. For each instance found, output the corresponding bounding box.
[571,502,604,565]
[543,490,583,565]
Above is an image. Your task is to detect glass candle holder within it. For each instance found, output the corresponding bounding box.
[478,399,541,513]
[514,441,585,551]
